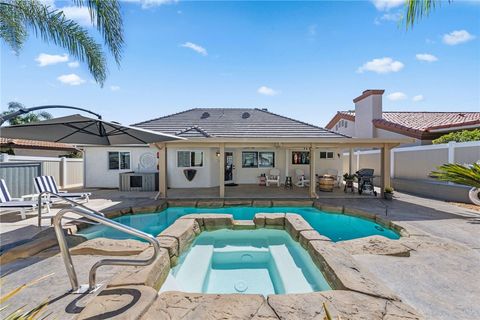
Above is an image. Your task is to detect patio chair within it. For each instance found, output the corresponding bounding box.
[0,179,50,219]
[295,169,310,188]
[34,175,91,203]
[265,169,280,187]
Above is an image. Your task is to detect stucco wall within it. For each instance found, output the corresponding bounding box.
[330,119,355,137]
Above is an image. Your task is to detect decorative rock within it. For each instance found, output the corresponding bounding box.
[375,216,393,229]
[197,200,224,208]
[131,205,159,214]
[252,200,272,207]
[307,240,398,300]
[343,207,376,220]
[267,292,340,319]
[272,200,312,207]
[284,214,314,241]
[70,238,148,256]
[160,219,200,254]
[252,301,279,320]
[319,205,344,213]
[298,230,331,249]
[155,235,179,259]
[224,200,252,206]
[337,236,411,257]
[108,247,170,290]
[233,220,256,230]
[179,214,205,228]
[142,292,266,320]
[77,285,158,320]
[104,209,123,219]
[168,200,197,207]
[201,214,234,231]
[254,213,285,229]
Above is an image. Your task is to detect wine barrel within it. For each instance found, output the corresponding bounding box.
[318,177,334,192]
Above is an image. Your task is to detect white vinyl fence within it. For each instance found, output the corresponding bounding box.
[343,141,480,203]
[0,154,83,193]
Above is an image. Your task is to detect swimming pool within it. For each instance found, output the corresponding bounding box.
[78,206,400,242]
[160,229,331,296]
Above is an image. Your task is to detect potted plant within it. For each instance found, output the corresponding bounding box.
[384,187,394,200]
[343,173,355,193]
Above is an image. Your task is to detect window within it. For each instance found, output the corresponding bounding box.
[344,121,348,128]
[177,151,204,167]
[242,151,275,168]
[319,151,334,159]
[292,151,310,165]
[242,151,258,168]
[108,152,131,170]
[259,152,275,168]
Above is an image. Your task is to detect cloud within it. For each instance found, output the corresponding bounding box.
[371,0,405,11]
[68,61,79,68]
[57,73,85,86]
[124,0,178,9]
[442,30,475,45]
[412,94,424,102]
[415,53,438,62]
[181,42,208,56]
[257,86,279,96]
[374,11,403,24]
[35,53,69,66]
[357,57,404,74]
[60,6,93,26]
[110,85,120,91]
[387,92,407,101]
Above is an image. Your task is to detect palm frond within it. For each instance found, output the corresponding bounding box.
[0,2,27,53]
[37,111,53,120]
[73,0,124,65]
[404,0,451,29]
[431,163,480,188]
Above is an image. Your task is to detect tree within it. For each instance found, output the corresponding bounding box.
[0,0,124,86]
[404,0,452,28]
[431,163,480,205]
[0,102,52,125]
[433,129,480,144]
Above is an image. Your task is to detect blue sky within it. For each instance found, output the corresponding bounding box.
[1,0,479,127]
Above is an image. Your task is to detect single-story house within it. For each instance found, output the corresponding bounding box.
[0,137,78,157]
[82,90,409,198]
[325,90,480,146]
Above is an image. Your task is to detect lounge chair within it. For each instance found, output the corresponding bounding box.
[265,169,280,187]
[295,169,310,187]
[34,175,91,203]
[0,179,50,219]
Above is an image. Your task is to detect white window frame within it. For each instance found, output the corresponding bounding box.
[177,150,204,168]
[108,151,131,170]
[319,151,335,160]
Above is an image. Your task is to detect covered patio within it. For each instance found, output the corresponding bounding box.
[154,138,408,200]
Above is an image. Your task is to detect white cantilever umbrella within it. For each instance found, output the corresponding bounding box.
[0,114,184,145]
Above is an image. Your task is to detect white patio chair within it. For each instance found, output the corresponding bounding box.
[295,169,310,188]
[34,175,91,203]
[0,179,50,219]
[265,168,280,187]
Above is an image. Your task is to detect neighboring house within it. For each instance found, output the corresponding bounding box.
[82,92,407,198]
[0,137,78,157]
[325,90,480,146]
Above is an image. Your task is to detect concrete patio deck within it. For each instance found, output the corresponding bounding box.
[0,190,479,320]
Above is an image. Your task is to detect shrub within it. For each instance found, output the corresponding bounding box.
[432,129,480,144]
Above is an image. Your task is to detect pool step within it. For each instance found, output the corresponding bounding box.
[174,245,214,292]
[269,245,313,293]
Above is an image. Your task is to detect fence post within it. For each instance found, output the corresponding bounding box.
[448,141,455,164]
[390,149,395,179]
[61,157,67,188]
[356,150,360,171]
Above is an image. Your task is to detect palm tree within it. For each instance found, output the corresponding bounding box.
[431,163,480,205]
[1,102,53,125]
[0,0,124,86]
[405,0,452,28]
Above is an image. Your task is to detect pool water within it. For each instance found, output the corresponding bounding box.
[78,206,400,242]
[160,229,331,296]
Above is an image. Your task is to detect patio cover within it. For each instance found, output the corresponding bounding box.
[0,114,184,145]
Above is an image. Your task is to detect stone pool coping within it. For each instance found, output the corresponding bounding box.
[75,213,423,319]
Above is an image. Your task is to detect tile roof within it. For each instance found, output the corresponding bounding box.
[0,137,77,150]
[133,108,348,139]
[326,111,480,138]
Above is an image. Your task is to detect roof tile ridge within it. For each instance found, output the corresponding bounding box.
[131,108,198,126]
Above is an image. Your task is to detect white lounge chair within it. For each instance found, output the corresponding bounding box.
[295,169,310,188]
[265,169,280,187]
[0,179,50,219]
[34,175,91,203]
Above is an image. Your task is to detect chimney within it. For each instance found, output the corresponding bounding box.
[353,89,384,138]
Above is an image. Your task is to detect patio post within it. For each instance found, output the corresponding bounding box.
[309,144,317,198]
[155,143,167,199]
[349,148,354,175]
[219,143,225,198]
[380,144,391,198]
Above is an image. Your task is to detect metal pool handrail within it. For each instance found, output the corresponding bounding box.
[53,205,161,293]
[37,191,105,227]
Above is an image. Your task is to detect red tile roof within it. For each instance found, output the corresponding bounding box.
[0,137,77,151]
[326,111,480,139]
